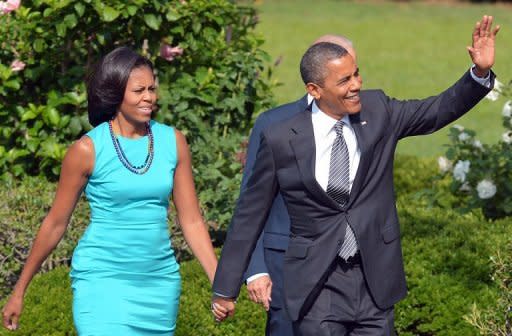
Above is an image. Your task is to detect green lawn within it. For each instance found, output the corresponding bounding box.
[254,0,512,157]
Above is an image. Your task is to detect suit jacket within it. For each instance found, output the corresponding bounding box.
[213,70,494,321]
[243,96,309,309]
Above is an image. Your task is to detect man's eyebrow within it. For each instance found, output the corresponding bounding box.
[336,75,351,84]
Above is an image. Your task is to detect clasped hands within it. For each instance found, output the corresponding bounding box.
[211,296,236,323]
[211,275,272,323]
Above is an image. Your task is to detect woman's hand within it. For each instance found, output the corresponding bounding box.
[2,293,23,331]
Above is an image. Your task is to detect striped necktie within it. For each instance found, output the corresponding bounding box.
[326,120,358,260]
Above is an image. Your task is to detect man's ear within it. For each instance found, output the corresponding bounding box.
[306,83,321,100]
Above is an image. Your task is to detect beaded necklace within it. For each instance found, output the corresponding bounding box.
[108,120,154,175]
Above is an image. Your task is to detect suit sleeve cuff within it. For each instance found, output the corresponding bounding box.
[213,292,237,300]
[246,273,269,284]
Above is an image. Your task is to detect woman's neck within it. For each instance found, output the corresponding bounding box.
[111,115,147,139]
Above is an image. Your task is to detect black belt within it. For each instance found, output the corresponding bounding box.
[338,251,361,267]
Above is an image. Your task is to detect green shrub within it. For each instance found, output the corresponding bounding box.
[393,154,438,194]
[0,261,266,336]
[437,81,512,220]
[0,0,276,229]
[3,198,511,335]
[3,155,510,334]
[175,254,265,336]
[0,176,89,298]
[464,239,512,336]
[0,267,75,336]
[0,175,207,297]
[395,195,512,335]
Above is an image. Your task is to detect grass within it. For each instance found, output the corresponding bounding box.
[253,0,512,156]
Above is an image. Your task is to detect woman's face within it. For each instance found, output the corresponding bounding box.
[118,66,156,124]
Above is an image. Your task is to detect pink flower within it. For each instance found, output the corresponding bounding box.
[10,59,25,72]
[159,44,184,62]
[0,0,21,14]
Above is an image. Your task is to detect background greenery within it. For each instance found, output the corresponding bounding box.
[0,0,277,229]
[1,0,511,335]
[253,0,512,156]
[2,156,511,335]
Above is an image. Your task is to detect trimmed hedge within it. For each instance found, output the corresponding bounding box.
[465,238,512,335]
[0,262,266,336]
[2,203,509,335]
[0,267,75,336]
[0,176,190,299]
[0,177,89,299]
[1,155,511,335]
[393,154,439,194]
[395,197,511,335]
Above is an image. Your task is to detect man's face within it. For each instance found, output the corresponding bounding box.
[308,55,362,119]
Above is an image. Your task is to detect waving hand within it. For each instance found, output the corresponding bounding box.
[467,15,500,77]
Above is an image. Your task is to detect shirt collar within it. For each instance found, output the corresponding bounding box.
[311,100,352,138]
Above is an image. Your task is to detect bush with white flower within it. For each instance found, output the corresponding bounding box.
[438,80,512,219]
[438,79,512,219]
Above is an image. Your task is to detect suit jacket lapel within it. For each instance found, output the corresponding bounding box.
[289,107,340,209]
[348,112,371,207]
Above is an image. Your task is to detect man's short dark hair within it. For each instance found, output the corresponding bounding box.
[300,42,348,86]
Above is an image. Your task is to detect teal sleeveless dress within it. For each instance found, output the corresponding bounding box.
[70,120,181,335]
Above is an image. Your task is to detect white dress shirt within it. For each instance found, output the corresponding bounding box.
[311,101,360,192]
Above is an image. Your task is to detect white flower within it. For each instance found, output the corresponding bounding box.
[458,132,470,142]
[452,124,464,131]
[438,156,452,173]
[503,101,512,118]
[486,90,500,101]
[473,140,483,150]
[476,179,497,199]
[485,79,503,101]
[502,131,512,144]
[460,182,471,192]
[453,160,470,182]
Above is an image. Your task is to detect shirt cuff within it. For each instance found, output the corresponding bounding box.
[246,273,269,284]
[213,292,235,299]
[470,65,492,88]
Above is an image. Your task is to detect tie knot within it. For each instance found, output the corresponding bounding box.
[333,120,345,136]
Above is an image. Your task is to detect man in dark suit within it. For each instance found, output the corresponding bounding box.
[211,16,499,335]
[242,35,356,336]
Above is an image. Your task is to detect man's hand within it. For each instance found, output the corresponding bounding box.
[247,275,272,311]
[467,15,500,77]
[211,296,236,323]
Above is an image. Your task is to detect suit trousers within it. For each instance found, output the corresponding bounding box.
[292,257,395,336]
[266,306,295,336]
[265,248,295,335]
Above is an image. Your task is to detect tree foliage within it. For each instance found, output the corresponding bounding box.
[0,0,277,228]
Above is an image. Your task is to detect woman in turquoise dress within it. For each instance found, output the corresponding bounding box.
[2,47,222,335]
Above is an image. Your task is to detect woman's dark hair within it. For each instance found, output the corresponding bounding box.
[87,46,154,127]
